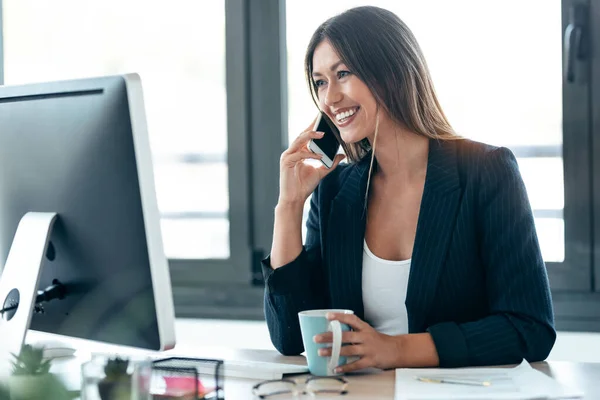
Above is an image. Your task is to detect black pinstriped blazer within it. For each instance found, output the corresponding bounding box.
[261,138,556,368]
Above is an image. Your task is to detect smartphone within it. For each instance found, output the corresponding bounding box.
[308,113,341,168]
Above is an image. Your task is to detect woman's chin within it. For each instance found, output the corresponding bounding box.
[340,130,366,145]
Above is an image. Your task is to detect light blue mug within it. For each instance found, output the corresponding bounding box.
[298,309,353,376]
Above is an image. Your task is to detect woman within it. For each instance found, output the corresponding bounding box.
[262,6,555,372]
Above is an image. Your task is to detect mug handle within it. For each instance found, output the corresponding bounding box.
[328,320,342,373]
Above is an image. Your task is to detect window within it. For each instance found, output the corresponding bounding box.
[2,0,229,259]
[287,0,564,261]
[2,0,597,323]
[0,0,285,319]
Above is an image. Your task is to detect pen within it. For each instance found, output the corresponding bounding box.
[415,377,492,387]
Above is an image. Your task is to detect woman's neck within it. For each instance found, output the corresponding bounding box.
[369,122,429,184]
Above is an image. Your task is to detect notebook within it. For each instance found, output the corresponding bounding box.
[394,360,583,400]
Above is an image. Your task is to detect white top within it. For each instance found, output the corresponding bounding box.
[362,240,411,336]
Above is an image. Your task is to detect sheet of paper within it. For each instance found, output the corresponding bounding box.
[394,360,583,400]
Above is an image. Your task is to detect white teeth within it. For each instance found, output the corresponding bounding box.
[335,108,358,122]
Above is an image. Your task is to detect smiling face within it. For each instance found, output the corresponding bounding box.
[311,40,380,144]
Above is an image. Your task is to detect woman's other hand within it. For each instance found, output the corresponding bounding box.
[314,312,440,372]
[313,312,402,373]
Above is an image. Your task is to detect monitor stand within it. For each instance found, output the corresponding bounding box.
[0,212,57,379]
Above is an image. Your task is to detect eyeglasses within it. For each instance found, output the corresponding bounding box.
[252,376,348,398]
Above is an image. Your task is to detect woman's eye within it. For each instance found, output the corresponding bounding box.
[337,70,351,79]
[315,79,326,87]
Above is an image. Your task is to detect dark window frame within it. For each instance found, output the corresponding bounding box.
[0,1,3,86]
[545,0,593,292]
[541,0,600,332]
[592,0,600,293]
[170,0,287,318]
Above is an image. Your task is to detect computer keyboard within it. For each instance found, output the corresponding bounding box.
[221,359,309,380]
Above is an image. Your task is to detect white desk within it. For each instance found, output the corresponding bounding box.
[47,343,600,399]
[26,329,600,399]
[186,348,600,399]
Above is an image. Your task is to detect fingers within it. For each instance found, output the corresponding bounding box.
[288,130,324,153]
[332,153,347,167]
[335,357,372,374]
[314,331,362,345]
[327,312,369,331]
[282,151,323,166]
[316,153,346,175]
[318,344,364,358]
[316,345,373,373]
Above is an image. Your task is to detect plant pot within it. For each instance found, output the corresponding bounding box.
[97,377,131,400]
[9,374,69,400]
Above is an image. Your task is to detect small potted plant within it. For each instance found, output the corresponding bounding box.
[9,344,69,400]
[97,357,132,400]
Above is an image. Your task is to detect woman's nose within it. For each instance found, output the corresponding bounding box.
[324,84,343,107]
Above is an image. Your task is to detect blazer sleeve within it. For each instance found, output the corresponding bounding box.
[261,184,329,355]
[427,147,557,367]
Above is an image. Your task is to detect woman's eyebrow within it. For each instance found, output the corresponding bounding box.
[312,60,345,77]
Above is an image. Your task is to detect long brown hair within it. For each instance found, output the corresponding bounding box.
[305,6,460,163]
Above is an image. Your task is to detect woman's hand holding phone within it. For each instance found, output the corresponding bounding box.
[278,120,346,206]
[271,118,344,269]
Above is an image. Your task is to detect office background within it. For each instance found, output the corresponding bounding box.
[0,0,599,358]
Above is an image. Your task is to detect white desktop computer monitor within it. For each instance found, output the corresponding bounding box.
[0,74,176,373]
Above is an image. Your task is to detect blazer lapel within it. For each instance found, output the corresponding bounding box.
[325,156,371,320]
[406,139,462,332]
[323,140,462,328]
